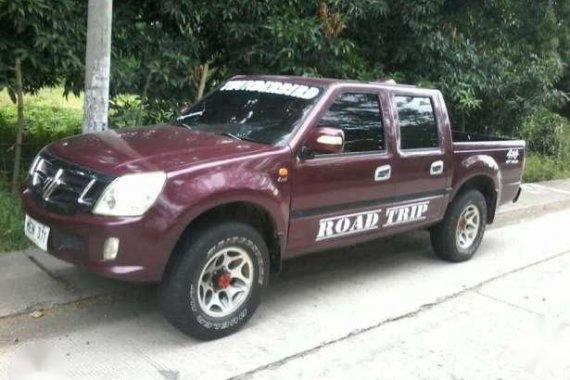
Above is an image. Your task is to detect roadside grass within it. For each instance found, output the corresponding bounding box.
[0,87,83,138]
[523,154,570,182]
[0,182,28,252]
[0,87,83,109]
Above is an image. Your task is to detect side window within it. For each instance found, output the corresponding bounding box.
[317,92,384,153]
[395,95,439,150]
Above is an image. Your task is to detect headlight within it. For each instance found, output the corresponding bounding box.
[93,172,167,217]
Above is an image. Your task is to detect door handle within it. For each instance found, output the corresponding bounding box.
[430,160,444,175]
[375,165,391,181]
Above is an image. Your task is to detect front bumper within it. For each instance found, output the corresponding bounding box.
[21,189,173,282]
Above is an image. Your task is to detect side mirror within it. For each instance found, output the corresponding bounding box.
[304,126,345,157]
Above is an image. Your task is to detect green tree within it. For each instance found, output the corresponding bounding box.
[0,0,85,191]
[107,0,568,140]
[0,0,85,94]
[345,0,565,136]
[554,0,570,117]
[106,0,376,124]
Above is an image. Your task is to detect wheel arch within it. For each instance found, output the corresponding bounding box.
[164,198,285,280]
[451,174,498,224]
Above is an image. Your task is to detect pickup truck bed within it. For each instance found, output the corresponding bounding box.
[452,131,518,142]
[452,131,525,206]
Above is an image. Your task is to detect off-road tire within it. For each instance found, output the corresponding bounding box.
[430,189,487,262]
[160,222,270,340]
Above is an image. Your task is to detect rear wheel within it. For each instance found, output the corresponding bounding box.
[430,190,487,262]
[160,222,270,340]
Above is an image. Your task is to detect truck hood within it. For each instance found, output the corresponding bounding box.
[45,124,274,175]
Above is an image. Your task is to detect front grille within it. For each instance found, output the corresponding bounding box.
[28,151,113,214]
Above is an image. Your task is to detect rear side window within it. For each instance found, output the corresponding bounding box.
[317,92,384,153]
[395,95,439,150]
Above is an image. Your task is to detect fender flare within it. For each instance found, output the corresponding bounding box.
[450,154,502,222]
[175,190,288,252]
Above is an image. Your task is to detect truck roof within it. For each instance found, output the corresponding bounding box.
[230,74,423,91]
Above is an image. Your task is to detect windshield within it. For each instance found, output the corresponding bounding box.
[176,80,323,145]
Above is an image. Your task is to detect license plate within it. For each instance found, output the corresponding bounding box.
[24,214,50,251]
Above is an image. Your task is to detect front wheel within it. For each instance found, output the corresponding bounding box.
[430,190,487,262]
[160,222,270,340]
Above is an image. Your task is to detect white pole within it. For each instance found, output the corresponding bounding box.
[83,0,113,133]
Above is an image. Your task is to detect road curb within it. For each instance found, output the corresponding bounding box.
[493,198,570,228]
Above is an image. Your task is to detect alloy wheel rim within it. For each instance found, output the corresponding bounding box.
[197,246,254,318]
[456,204,481,250]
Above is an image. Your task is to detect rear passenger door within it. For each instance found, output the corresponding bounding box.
[287,89,395,254]
[388,92,451,225]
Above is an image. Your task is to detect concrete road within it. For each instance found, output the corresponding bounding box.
[1,209,570,379]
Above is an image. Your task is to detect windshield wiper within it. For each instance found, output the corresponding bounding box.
[178,110,204,120]
[220,132,263,144]
[220,132,244,141]
[174,110,205,129]
[172,118,192,129]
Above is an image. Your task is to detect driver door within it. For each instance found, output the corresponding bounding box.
[287,89,395,255]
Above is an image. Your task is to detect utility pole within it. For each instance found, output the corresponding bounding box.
[83,0,113,133]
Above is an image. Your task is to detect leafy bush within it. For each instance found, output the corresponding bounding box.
[518,109,567,157]
[523,120,570,182]
[109,94,173,129]
[0,104,82,139]
[109,94,142,129]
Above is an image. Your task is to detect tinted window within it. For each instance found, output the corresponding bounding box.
[317,93,384,153]
[177,80,323,145]
[395,96,439,149]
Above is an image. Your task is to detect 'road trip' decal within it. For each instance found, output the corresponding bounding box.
[316,209,381,241]
[383,201,429,227]
[506,148,520,164]
[315,201,431,241]
[220,80,320,100]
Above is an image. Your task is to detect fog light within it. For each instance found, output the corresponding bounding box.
[103,237,120,261]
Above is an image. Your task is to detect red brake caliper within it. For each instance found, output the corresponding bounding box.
[458,217,466,231]
[217,272,232,289]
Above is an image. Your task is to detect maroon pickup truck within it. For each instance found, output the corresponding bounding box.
[22,75,525,340]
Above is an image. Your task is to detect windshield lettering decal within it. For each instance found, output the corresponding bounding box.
[220,80,320,100]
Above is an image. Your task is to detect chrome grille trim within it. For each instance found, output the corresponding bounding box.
[28,151,114,214]
[78,178,97,205]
